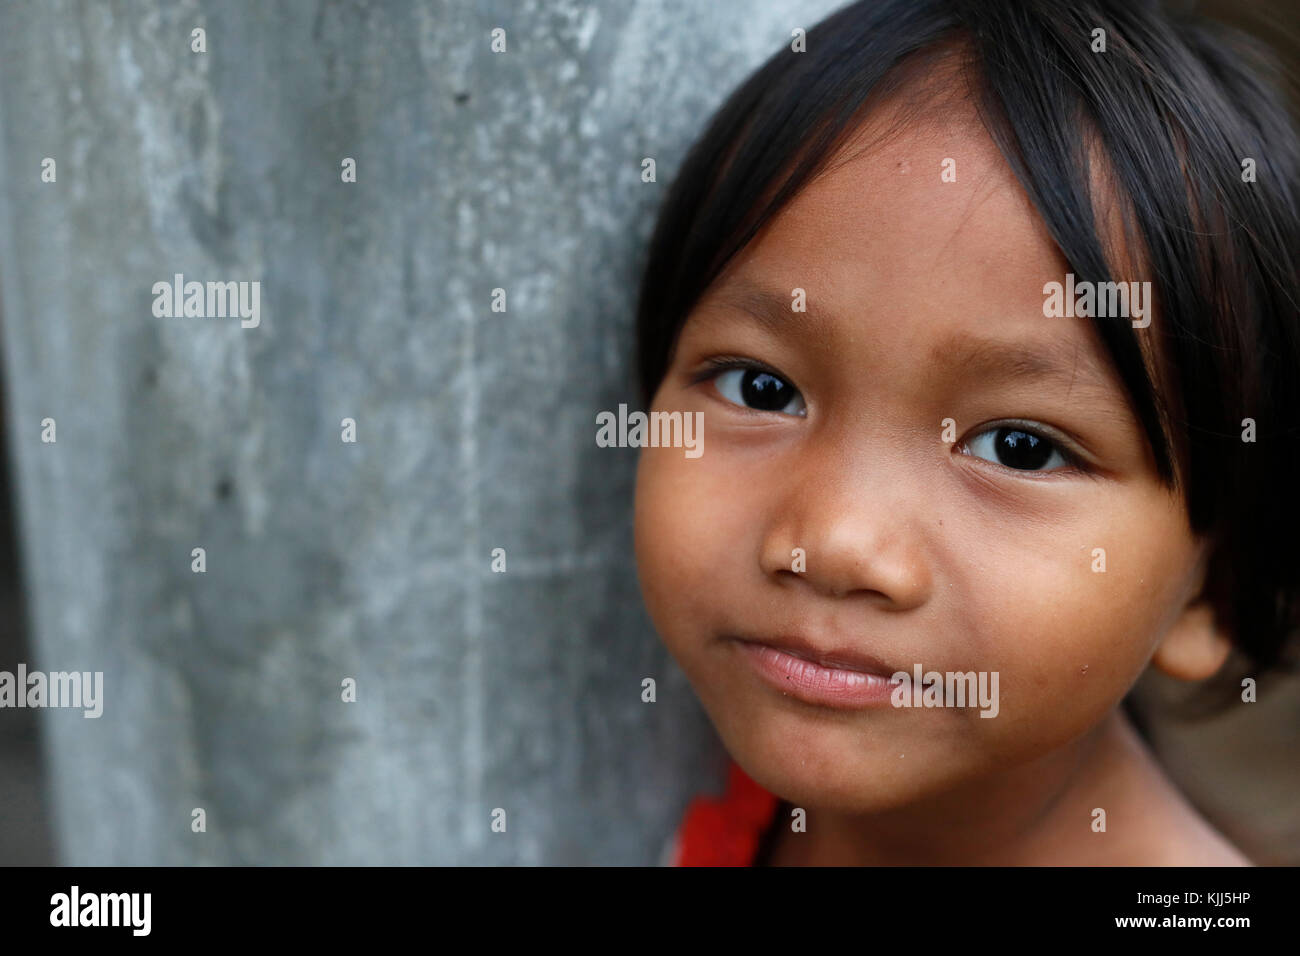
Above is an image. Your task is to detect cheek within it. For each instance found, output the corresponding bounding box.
[633,441,754,644]
[632,448,684,635]
[951,492,1198,760]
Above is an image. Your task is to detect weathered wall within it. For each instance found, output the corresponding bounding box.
[0,0,840,864]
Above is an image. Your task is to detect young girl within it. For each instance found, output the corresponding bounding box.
[633,0,1299,866]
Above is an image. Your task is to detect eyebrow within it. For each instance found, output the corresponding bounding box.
[701,276,1128,406]
[930,332,1119,401]
[704,276,823,338]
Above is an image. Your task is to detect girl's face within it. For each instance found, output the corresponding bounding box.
[633,96,1210,814]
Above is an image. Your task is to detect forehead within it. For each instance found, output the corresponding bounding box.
[698,83,1126,399]
[726,82,1062,309]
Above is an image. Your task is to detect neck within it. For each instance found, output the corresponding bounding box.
[775,708,1167,865]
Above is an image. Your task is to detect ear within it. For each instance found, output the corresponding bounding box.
[1150,600,1231,681]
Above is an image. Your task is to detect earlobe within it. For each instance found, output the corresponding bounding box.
[1150,602,1232,681]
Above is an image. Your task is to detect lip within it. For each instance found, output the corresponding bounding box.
[733,636,901,709]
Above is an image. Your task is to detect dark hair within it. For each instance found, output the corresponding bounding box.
[635,0,1300,687]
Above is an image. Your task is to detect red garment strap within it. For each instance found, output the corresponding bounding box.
[672,761,780,866]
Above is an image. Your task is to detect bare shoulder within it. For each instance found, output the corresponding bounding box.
[1113,717,1254,866]
[1131,769,1254,866]
[1098,803,1252,866]
[1147,813,1253,866]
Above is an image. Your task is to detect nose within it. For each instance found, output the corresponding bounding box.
[758,449,933,610]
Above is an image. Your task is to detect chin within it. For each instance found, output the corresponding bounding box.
[713,707,946,814]
[751,757,931,815]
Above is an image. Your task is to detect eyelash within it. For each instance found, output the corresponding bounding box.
[689,355,789,385]
[691,356,1089,475]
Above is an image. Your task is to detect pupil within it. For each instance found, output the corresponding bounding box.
[995,428,1052,469]
[741,370,792,410]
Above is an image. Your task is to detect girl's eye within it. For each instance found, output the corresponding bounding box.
[961,425,1070,472]
[713,367,806,416]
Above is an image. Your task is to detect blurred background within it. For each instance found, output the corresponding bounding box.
[0,0,1296,865]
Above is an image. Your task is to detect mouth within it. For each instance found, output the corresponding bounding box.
[732,636,901,709]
